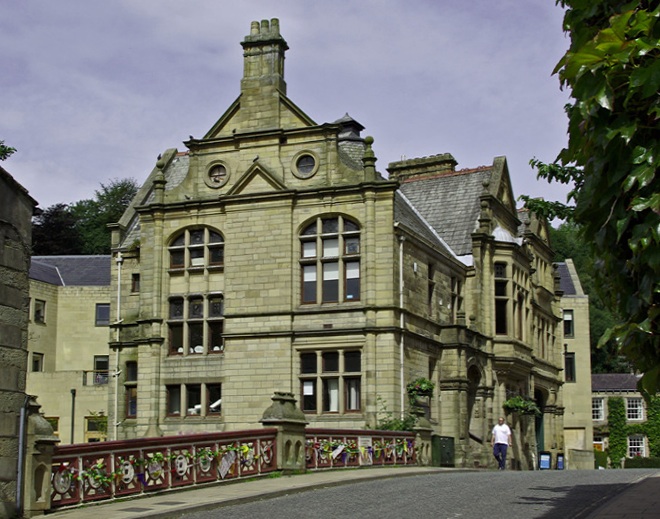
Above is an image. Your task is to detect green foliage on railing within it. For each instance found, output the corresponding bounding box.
[607,397,627,467]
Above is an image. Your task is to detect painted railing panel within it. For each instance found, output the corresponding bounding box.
[50,429,277,509]
[305,428,416,469]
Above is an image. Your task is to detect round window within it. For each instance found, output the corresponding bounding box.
[292,152,319,179]
[206,163,229,188]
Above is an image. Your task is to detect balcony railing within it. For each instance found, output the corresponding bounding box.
[82,370,109,386]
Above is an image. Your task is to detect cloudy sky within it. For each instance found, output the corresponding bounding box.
[2,1,572,210]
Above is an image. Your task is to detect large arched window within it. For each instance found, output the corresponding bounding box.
[168,228,224,270]
[299,216,360,304]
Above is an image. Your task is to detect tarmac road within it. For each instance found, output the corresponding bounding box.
[175,469,659,519]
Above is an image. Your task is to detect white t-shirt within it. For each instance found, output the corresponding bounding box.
[492,423,511,445]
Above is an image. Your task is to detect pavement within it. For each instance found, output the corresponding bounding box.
[45,466,660,519]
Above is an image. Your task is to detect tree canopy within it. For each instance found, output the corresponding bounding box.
[32,178,138,255]
[0,140,16,161]
[523,1,660,393]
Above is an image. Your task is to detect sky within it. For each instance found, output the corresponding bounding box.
[1,1,572,210]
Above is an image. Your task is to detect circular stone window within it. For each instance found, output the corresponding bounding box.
[291,151,319,179]
[205,163,229,188]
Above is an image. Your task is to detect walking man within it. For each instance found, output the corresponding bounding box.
[491,416,512,470]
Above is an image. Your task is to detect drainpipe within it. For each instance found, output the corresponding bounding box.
[70,389,76,444]
[114,252,123,441]
[397,231,406,419]
[16,395,30,517]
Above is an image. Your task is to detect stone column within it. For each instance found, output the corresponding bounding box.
[260,392,308,473]
[22,396,59,517]
[412,408,433,466]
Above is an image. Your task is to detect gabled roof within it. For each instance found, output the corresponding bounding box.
[30,256,111,286]
[397,165,491,256]
[556,262,576,295]
[592,373,641,392]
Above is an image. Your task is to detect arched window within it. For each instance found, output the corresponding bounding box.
[299,216,360,304]
[168,228,224,270]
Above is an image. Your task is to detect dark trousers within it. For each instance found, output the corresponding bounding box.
[493,443,508,470]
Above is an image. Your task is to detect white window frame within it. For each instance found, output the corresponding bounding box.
[592,397,604,421]
[628,435,645,458]
[626,397,644,421]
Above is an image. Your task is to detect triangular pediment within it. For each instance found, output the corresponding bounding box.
[204,94,316,139]
[491,156,517,215]
[226,161,287,196]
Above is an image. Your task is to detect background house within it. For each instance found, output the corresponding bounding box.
[100,19,566,469]
[558,259,594,469]
[592,373,649,461]
[26,256,112,444]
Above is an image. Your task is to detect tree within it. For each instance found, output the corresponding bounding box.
[70,178,138,254]
[0,140,16,161]
[523,1,660,394]
[550,223,631,373]
[32,203,83,255]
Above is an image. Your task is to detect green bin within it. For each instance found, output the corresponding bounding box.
[431,434,455,467]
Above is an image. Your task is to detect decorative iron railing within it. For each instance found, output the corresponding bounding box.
[50,428,277,510]
[305,428,416,469]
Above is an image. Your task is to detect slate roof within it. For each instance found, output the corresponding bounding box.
[556,262,577,295]
[394,191,456,260]
[30,256,111,286]
[397,166,492,256]
[592,373,641,392]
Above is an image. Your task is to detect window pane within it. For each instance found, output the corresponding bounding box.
[345,237,360,255]
[126,387,137,418]
[208,384,222,414]
[323,378,339,412]
[34,300,46,323]
[32,352,44,372]
[345,261,360,301]
[345,378,361,411]
[208,231,223,244]
[563,310,574,337]
[131,273,140,292]
[301,222,317,236]
[95,303,110,326]
[322,218,339,234]
[323,238,339,257]
[170,250,185,268]
[564,352,576,382]
[322,262,339,302]
[209,245,224,265]
[169,299,184,319]
[209,322,224,352]
[187,385,202,415]
[302,380,316,411]
[323,351,339,372]
[302,241,316,258]
[303,265,317,303]
[301,353,317,374]
[189,323,204,354]
[343,219,359,232]
[190,248,204,267]
[209,296,224,317]
[126,361,138,382]
[495,280,507,296]
[495,263,507,278]
[169,324,183,354]
[167,386,181,415]
[190,229,204,244]
[344,351,361,372]
[189,298,204,318]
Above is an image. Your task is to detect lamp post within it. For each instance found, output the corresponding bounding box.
[70,388,76,444]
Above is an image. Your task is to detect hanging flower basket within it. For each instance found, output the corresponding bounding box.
[406,378,435,401]
[502,395,541,416]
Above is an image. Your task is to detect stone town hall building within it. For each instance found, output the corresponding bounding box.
[102,19,564,468]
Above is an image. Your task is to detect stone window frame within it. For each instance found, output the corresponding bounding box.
[592,397,604,421]
[31,352,44,372]
[95,303,110,326]
[291,150,320,179]
[124,361,138,419]
[166,382,222,418]
[564,351,576,383]
[167,293,224,356]
[299,215,361,305]
[299,349,362,414]
[563,309,575,338]
[626,397,644,421]
[34,298,46,324]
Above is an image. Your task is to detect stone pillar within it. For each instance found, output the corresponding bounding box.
[412,408,433,466]
[21,396,59,517]
[260,392,308,473]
